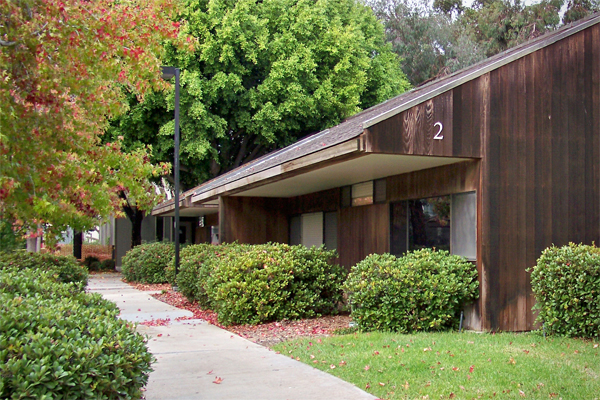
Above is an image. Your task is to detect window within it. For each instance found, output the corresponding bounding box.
[374,178,387,203]
[352,181,373,206]
[290,211,338,250]
[302,212,323,248]
[451,192,477,260]
[390,192,476,260]
[324,212,338,250]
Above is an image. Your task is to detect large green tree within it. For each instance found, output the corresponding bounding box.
[0,0,179,244]
[108,0,411,188]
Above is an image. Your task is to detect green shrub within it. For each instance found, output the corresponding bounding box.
[0,250,88,289]
[121,242,174,283]
[82,255,100,268]
[100,258,116,271]
[168,243,240,307]
[0,265,154,399]
[344,249,479,332]
[530,243,600,338]
[205,243,344,325]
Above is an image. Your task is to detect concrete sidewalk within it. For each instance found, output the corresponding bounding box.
[88,273,377,400]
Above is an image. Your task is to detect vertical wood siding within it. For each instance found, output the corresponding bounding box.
[338,203,389,268]
[219,197,289,244]
[480,25,600,331]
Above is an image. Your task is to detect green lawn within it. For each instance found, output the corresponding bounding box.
[272,331,600,400]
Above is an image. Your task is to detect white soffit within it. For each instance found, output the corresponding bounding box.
[234,154,470,198]
[155,199,220,217]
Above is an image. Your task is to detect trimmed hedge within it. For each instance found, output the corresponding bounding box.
[0,264,153,399]
[0,250,88,289]
[167,243,240,307]
[172,243,345,325]
[344,249,479,332]
[121,242,174,283]
[530,243,600,338]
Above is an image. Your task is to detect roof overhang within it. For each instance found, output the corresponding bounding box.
[151,198,219,217]
[191,138,364,203]
[188,134,473,203]
[231,153,471,198]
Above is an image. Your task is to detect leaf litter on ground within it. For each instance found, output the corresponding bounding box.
[127,280,351,346]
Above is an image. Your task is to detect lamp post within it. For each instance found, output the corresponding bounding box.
[161,66,180,288]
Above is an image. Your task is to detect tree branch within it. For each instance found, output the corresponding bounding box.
[232,134,249,169]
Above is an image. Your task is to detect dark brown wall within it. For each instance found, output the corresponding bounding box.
[387,161,479,202]
[479,25,600,331]
[195,213,219,244]
[219,196,288,244]
[287,188,339,215]
[366,91,481,158]
[338,203,389,268]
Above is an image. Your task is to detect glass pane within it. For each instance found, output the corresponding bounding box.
[324,212,337,250]
[408,196,451,251]
[290,216,301,246]
[390,201,408,256]
[451,192,477,260]
[301,212,323,248]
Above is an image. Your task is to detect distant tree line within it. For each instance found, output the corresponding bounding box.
[370,0,599,86]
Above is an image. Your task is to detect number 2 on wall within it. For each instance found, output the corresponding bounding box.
[434,122,443,140]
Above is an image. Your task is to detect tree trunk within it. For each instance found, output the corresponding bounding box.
[119,191,145,250]
[131,211,144,248]
[73,231,83,259]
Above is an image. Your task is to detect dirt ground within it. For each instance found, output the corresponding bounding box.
[128,281,352,347]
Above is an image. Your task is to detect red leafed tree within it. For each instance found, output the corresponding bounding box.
[0,0,181,244]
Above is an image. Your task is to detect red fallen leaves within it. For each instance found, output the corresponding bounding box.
[148,288,351,345]
[140,318,171,326]
[469,365,474,373]
[212,377,223,384]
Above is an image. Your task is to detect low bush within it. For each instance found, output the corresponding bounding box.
[530,243,600,338]
[100,258,116,271]
[0,264,154,399]
[121,242,174,283]
[344,249,479,332]
[205,243,344,325]
[167,243,240,307]
[0,250,88,289]
[82,255,101,268]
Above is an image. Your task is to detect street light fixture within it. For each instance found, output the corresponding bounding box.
[161,66,180,288]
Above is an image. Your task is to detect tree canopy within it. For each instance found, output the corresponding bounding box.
[108,0,411,188]
[0,0,180,242]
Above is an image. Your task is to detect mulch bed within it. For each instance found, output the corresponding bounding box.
[125,280,352,346]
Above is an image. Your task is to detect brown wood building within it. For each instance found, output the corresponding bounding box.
[153,15,600,332]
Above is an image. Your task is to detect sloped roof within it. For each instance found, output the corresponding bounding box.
[153,13,600,210]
